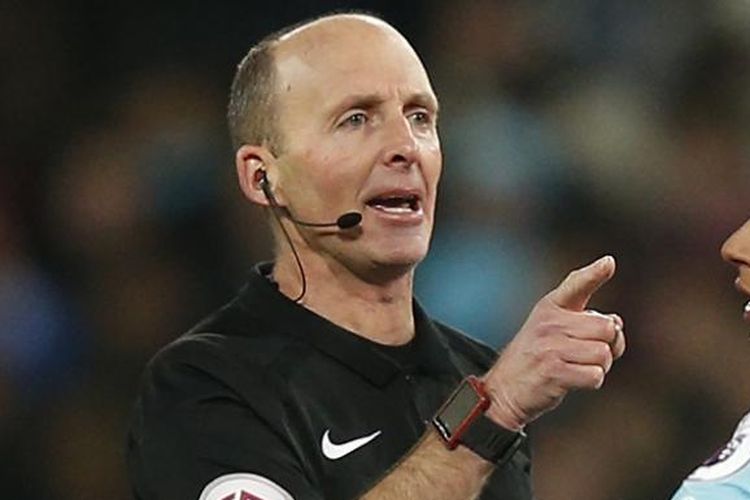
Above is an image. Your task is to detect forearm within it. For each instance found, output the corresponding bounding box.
[358,429,494,500]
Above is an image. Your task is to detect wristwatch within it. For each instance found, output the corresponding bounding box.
[432,375,526,465]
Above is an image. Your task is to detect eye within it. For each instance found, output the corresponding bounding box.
[339,112,368,128]
[409,110,432,126]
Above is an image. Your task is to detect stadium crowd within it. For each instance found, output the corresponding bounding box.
[1,0,749,498]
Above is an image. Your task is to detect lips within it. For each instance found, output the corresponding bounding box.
[364,189,423,216]
[733,277,750,322]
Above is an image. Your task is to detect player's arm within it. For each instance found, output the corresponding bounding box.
[358,256,626,499]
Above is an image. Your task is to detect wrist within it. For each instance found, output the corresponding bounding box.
[426,426,492,468]
[432,376,526,465]
[481,377,526,432]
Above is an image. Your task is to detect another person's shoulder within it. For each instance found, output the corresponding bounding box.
[672,411,750,499]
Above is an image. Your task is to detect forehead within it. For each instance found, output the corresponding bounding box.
[272,17,436,115]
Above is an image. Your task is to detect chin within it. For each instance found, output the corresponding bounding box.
[344,234,432,282]
[370,245,429,273]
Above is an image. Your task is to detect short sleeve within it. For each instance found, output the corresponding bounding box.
[670,413,750,500]
[127,341,323,500]
[671,481,750,500]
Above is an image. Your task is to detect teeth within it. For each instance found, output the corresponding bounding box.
[376,205,414,214]
[745,301,750,314]
[369,195,420,213]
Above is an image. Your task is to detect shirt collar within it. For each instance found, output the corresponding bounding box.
[239,262,462,387]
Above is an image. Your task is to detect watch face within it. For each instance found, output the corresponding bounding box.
[440,380,482,437]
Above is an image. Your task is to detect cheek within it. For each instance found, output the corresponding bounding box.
[310,150,368,193]
[424,147,443,192]
[308,138,360,174]
[288,149,336,192]
[309,164,355,199]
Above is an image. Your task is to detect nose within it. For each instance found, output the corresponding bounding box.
[721,219,750,267]
[381,116,418,169]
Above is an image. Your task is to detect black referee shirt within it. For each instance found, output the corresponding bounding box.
[127,263,532,499]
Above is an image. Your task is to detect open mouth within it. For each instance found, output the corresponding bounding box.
[365,193,421,214]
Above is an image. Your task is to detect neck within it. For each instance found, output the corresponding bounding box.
[272,245,416,346]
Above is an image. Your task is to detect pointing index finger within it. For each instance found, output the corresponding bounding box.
[548,255,616,312]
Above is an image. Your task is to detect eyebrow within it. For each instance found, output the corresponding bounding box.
[327,91,440,121]
[409,92,440,114]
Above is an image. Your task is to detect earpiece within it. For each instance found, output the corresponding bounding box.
[251,168,361,302]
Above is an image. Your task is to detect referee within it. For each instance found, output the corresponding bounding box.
[127,12,626,500]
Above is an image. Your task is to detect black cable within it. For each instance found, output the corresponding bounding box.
[261,180,308,303]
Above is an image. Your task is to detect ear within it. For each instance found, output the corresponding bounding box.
[235,144,280,207]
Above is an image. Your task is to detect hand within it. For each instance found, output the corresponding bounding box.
[482,255,626,430]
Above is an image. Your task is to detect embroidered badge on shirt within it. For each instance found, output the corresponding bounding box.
[199,473,294,500]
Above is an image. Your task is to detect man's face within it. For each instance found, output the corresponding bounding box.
[721,218,750,322]
[269,17,442,280]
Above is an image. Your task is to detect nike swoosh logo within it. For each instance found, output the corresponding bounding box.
[321,429,382,460]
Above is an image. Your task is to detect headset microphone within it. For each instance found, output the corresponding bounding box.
[258,171,362,230]
[293,211,362,230]
[257,169,362,303]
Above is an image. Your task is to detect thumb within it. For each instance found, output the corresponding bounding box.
[548,255,616,311]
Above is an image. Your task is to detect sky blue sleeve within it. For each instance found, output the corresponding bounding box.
[672,480,750,500]
[671,412,750,500]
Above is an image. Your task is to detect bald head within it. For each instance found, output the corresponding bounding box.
[276,13,406,52]
[227,13,426,153]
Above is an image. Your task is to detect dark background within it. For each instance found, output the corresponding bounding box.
[2,0,750,498]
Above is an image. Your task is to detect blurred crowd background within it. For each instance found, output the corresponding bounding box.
[2,0,750,498]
